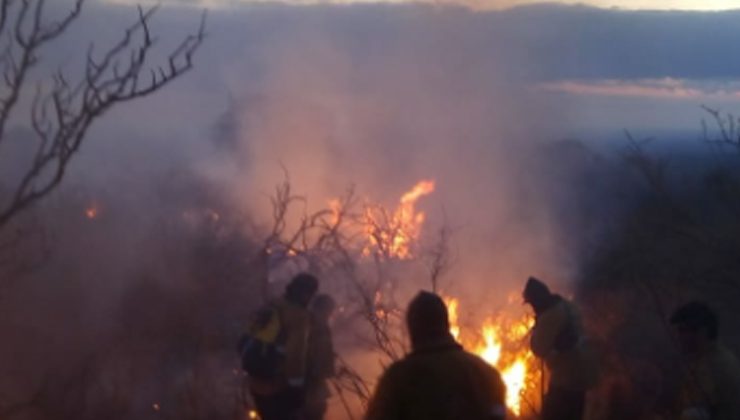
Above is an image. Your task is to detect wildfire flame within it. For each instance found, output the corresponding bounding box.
[324,180,435,260]
[478,321,502,366]
[502,360,528,416]
[444,297,461,340]
[363,180,435,259]
[445,295,539,417]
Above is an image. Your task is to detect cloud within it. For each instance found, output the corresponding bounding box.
[538,78,740,99]
[37,2,740,144]
[89,1,740,83]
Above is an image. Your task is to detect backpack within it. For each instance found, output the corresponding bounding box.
[238,303,286,380]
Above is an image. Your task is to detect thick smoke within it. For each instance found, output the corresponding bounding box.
[201,4,608,303]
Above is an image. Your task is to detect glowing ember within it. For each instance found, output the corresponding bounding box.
[373,291,388,320]
[445,295,540,417]
[328,198,342,225]
[362,180,435,259]
[85,203,99,219]
[248,410,260,419]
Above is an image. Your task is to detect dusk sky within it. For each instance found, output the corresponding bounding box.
[29,0,735,203]
[78,0,740,146]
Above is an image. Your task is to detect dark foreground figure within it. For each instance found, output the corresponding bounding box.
[247,273,319,420]
[671,301,740,420]
[523,277,598,420]
[304,294,337,420]
[365,291,507,420]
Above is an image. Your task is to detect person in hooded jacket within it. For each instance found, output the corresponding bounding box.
[523,276,598,420]
[365,291,507,420]
[671,301,740,420]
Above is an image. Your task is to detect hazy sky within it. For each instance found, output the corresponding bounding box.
[76,0,740,139]
[23,0,740,293]
[99,0,740,11]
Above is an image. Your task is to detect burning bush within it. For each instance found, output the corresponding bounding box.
[258,176,547,419]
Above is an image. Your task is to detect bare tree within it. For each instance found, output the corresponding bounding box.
[0,0,205,230]
[423,218,455,293]
[702,105,740,153]
[250,175,452,418]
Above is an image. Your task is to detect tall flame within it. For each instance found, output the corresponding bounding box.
[444,296,461,340]
[445,295,539,417]
[362,180,435,259]
[477,321,502,366]
[502,360,528,416]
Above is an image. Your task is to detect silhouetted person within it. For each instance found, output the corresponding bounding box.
[365,291,506,420]
[670,301,740,420]
[250,273,319,420]
[304,294,337,420]
[523,277,598,420]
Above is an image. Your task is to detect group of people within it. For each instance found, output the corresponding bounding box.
[244,273,337,420]
[243,273,740,420]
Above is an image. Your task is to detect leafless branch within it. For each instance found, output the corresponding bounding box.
[0,0,206,230]
[701,105,740,153]
[423,214,456,293]
[258,175,421,404]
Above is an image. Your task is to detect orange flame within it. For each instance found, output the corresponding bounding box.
[476,321,502,366]
[502,360,528,416]
[444,296,461,340]
[445,295,539,417]
[363,180,435,259]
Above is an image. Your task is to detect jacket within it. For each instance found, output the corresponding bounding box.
[530,297,599,391]
[249,297,312,395]
[365,336,506,420]
[679,343,740,420]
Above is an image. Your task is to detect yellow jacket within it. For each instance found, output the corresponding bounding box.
[530,298,599,391]
[365,338,506,420]
[276,298,311,386]
[250,298,311,388]
[679,343,740,420]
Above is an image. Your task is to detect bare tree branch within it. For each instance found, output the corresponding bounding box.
[701,105,740,152]
[0,0,206,230]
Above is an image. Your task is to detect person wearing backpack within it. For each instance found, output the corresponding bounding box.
[244,272,319,420]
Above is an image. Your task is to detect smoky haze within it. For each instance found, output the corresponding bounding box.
[199,4,616,298]
[0,1,730,418]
